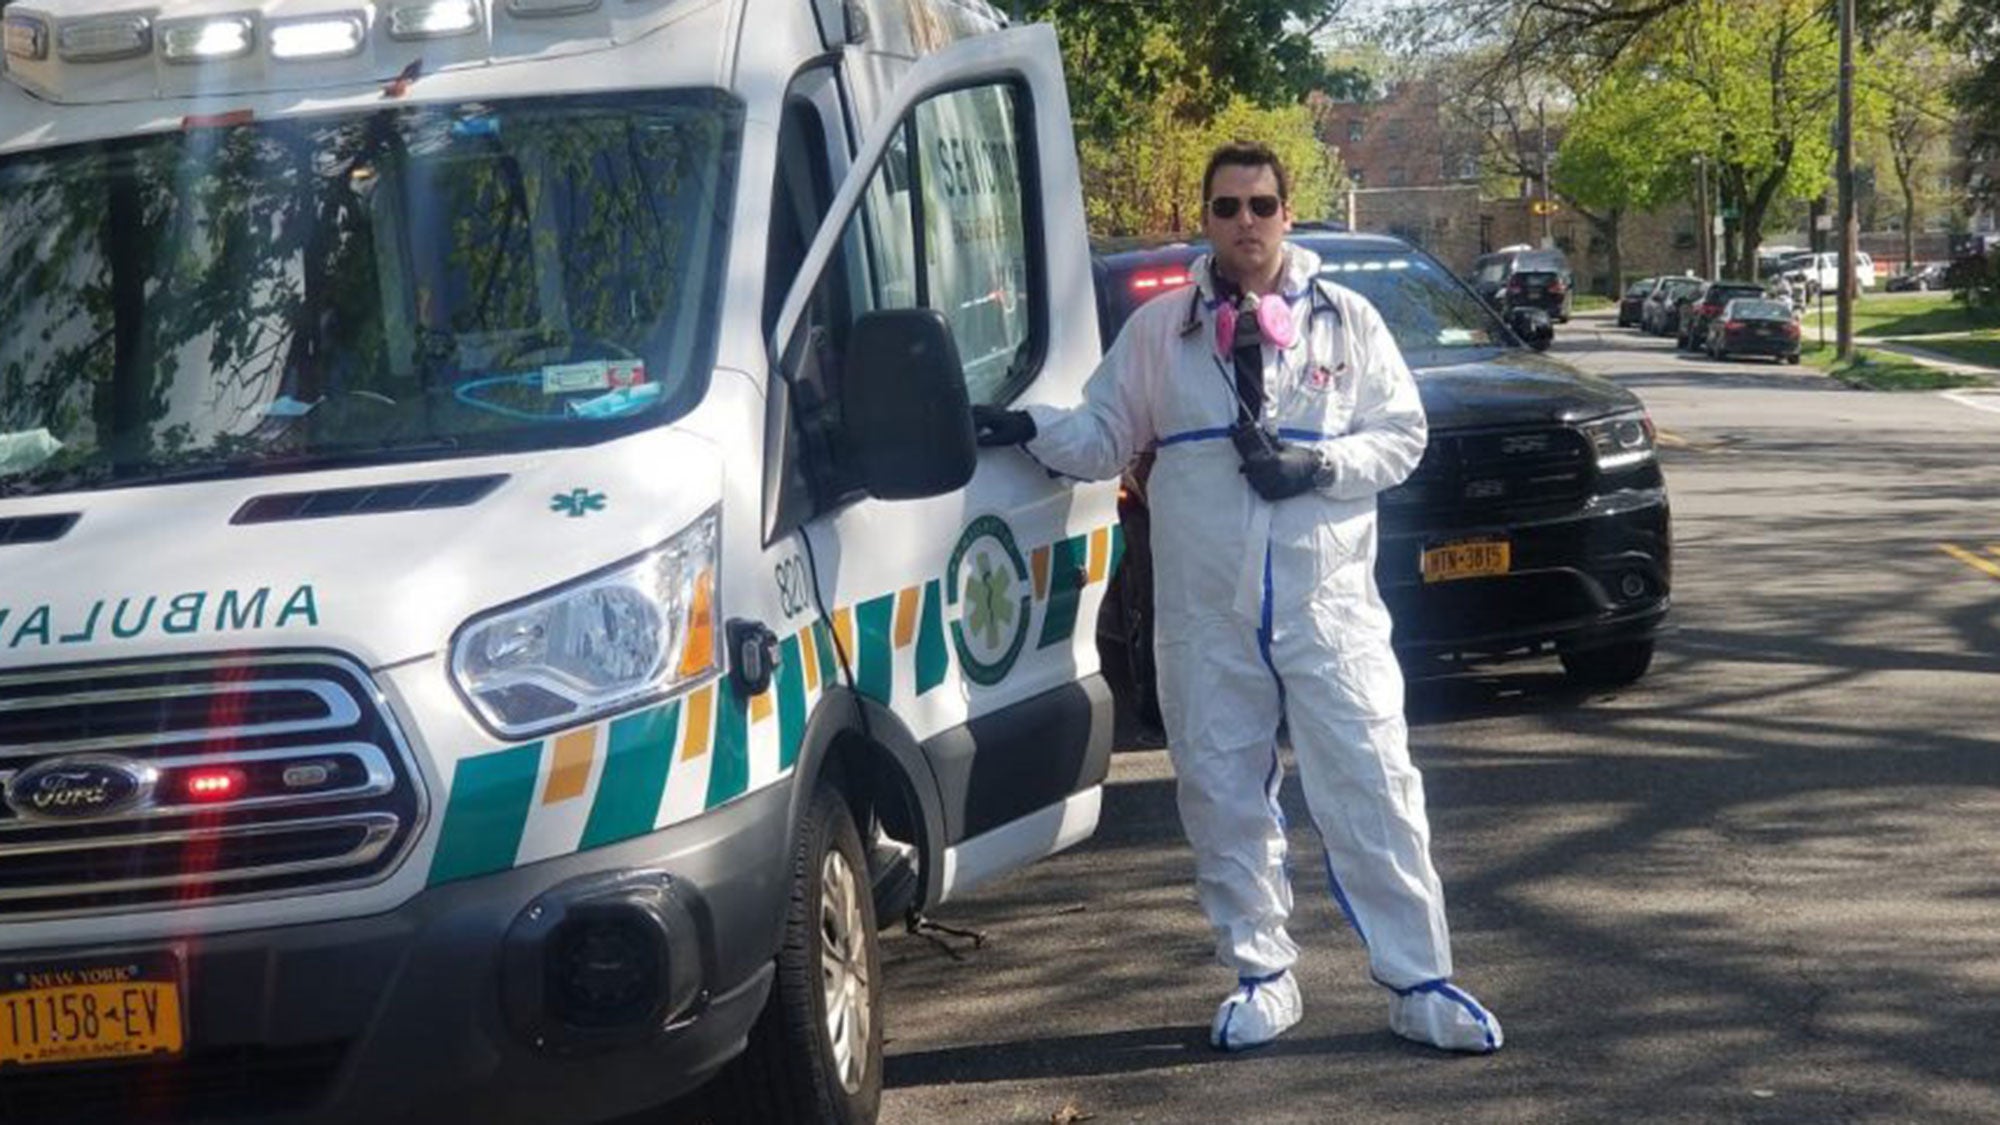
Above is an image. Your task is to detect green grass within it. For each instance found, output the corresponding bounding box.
[1796,340,1988,390]
[1572,294,1615,312]
[1817,290,2000,338]
[1889,335,2000,369]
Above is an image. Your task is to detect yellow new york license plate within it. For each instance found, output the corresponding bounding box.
[1421,539,1512,583]
[0,950,184,1068]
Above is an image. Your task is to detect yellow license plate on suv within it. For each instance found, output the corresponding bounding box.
[1421,539,1512,584]
[0,950,184,1068]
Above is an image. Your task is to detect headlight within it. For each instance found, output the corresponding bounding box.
[451,509,720,738]
[1580,410,1655,472]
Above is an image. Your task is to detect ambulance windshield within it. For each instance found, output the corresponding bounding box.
[0,90,741,497]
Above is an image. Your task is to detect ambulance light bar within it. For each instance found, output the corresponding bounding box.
[504,0,601,17]
[267,14,366,59]
[385,0,479,40]
[57,12,151,61]
[160,15,255,63]
[3,15,48,60]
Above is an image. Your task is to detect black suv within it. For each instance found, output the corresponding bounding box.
[1469,246,1575,323]
[1093,232,1671,727]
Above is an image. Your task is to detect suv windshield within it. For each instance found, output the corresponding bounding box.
[0,91,741,498]
[1315,250,1509,365]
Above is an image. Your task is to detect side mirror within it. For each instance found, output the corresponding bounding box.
[841,308,978,500]
[1508,307,1554,351]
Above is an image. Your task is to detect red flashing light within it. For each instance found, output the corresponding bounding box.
[184,768,247,802]
[1129,270,1190,293]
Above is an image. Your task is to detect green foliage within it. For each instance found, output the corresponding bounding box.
[1024,0,1342,143]
[1080,93,1345,237]
[1550,67,1699,217]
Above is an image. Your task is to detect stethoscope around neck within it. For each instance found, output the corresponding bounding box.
[1178,278,1345,421]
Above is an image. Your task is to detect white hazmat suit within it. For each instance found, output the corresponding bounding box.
[1019,244,1501,1053]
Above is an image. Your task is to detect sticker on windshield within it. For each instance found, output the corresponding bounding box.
[541,360,647,396]
[1438,329,1475,346]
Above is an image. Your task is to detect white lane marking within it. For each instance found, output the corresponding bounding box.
[1940,389,2000,416]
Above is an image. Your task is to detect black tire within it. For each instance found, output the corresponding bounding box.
[1786,354,1801,365]
[702,780,882,1125]
[1561,640,1655,690]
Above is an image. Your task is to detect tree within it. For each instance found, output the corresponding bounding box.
[1025,0,1350,144]
[1550,66,1704,289]
[1861,29,1962,271]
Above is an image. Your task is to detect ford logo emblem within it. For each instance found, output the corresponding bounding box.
[3,757,156,822]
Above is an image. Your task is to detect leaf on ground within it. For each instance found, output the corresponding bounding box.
[1051,1100,1096,1124]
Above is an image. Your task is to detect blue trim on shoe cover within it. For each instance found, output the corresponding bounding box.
[1217,971,1290,1051]
[1391,978,1500,1053]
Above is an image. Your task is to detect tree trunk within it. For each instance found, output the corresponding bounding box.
[1903,183,1917,273]
[1606,207,1624,297]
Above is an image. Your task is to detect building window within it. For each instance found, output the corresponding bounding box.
[1459,155,1481,180]
[1349,168,1365,187]
[1347,120,1364,143]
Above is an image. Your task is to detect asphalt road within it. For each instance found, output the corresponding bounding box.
[874,311,2000,1125]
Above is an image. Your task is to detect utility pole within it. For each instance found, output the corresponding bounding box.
[1695,155,1712,278]
[1538,99,1552,246]
[1837,0,1856,360]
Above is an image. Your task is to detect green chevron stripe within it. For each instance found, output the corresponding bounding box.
[580,702,680,849]
[915,578,949,695]
[856,593,896,704]
[1037,534,1089,649]
[813,618,840,688]
[429,742,542,884]
[706,677,750,808]
[777,633,807,771]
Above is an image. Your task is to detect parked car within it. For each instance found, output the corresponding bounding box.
[1092,231,1672,727]
[1679,280,1771,350]
[1778,250,1877,297]
[1885,263,1947,292]
[1469,245,1576,323]
[1644,276,1703,337]
[1618,277,1659,328]
[1704,297,1803,363]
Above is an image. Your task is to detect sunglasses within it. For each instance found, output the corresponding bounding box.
[1208,194,1282,220]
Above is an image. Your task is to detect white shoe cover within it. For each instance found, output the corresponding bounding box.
[1210,971,1302,1051]
[1390,982,1503,1054]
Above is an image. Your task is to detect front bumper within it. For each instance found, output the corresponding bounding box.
[1381,485,1672,667]
[0,779,794,1125]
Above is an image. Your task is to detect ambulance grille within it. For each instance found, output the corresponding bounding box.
[0,653,424,918]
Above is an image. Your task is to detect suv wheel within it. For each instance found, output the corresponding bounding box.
[702,778,883,1125]
[1560,640,1655,690]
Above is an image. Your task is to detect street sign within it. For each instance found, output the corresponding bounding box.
[1531,200,1561,216]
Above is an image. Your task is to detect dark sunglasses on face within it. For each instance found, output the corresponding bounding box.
[1209,194,1282,220]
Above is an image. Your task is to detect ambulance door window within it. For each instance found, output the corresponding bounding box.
[908,83,1037,406]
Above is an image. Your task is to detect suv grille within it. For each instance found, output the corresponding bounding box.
[1383,425,1593,529]
[0,654,422,918]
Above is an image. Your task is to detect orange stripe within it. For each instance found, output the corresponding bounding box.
[1088,527,1110,584]
[680,684,715,761]
[1033,545,1051,599]
[833,607,856,665]
[893,587,920,649]
[750,687,774,724]
[542,728,596,804]
[800,625,821,691]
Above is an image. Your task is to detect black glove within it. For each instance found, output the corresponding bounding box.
[1239,440,1324,502]
[971,404,1037,448]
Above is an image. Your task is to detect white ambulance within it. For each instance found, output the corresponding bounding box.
[0,1,1117,1120]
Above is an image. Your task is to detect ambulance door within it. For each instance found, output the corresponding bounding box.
[764,26,1116,902]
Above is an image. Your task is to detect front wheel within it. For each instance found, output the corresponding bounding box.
[1561,640,1655,690]
[702,780,883,1125]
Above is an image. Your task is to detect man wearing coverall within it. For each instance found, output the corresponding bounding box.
[973,142,1503,1054]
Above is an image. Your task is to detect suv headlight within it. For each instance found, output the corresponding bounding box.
[451,509,720,738]
[1580,410,1656,472]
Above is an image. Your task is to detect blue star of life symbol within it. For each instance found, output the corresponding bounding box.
[550,488,607,518]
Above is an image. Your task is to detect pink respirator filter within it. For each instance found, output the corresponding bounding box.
[1214,294,1298,358]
